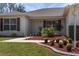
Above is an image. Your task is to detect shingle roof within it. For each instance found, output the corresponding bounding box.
[0,8,65,17]
[0,11,27,16]
[27,8,65,17]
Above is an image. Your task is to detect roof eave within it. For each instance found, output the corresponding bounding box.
[28,16,65,20]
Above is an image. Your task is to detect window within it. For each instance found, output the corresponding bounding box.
[10,25,16,30]
[45,21,55,27]
[44,20,62,31]
[4,25,9,30]
[3,19,9,30]
[10,19,16,25]
[10,18,17,30]
[4,19,9,25]
[3,18,17,31]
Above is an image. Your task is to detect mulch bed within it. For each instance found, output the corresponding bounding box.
[28,36,79,54]
[29,36,66,40]
[43,42,79,54]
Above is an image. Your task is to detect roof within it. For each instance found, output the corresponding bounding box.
[0,8,65,18]
[0,11,28,16]
[27,8,65,17]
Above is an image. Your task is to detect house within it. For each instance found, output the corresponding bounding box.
[0,4,79,36]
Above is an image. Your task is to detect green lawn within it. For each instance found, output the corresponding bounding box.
[0,42,64,56]
[0,37,12,41]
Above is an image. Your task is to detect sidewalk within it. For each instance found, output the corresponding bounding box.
[0,37,45,42]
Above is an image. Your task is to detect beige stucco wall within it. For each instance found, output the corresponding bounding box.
[66,4,79,36]
[20,16,29,36]
[0,16,29,36]
[31,19,43,35]
[67,5,79,26]
[30,19,66,36]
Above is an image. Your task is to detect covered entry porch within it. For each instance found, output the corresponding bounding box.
[28,16,66,36]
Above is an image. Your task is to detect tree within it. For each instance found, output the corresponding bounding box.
[8,3,16,12]
[16,4,26,12]
[0,3,7,13]
[0,3,26,13]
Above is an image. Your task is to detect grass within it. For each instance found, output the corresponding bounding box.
[0,42,64,56]
[0,37,12,41]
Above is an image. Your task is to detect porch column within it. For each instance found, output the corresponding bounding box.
[66,18,69,36]
[73,5,77,48]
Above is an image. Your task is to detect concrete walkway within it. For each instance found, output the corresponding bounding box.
[0,37,45,42]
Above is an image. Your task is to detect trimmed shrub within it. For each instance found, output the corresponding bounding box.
[56,39,60,43]
[63,39,67,46]
[0,34,3,37]
[50,40,54,46]
[66,43,72,52]
[11,33,17,37]
[41,27,55,43]
[68,38,72,43]
[41,27,55,37]
[58,40,63,48]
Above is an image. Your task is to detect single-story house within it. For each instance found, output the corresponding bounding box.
[0,4,79,36]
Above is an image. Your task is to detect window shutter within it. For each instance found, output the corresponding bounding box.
[0,18,3,31]
[17,18,20,31]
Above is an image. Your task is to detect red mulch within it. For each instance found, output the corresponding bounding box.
[28,36,79,54]
[29,36,66,40]
[44,43,79,54]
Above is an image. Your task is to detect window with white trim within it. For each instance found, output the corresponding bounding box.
[3,18,17,31]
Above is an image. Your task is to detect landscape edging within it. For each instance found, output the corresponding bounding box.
[36,43,79,56]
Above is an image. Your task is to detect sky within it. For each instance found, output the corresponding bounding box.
[24,3,71,11]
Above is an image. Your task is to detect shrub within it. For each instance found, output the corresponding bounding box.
[50,40,54,46]
[41,27,55,43]
[67,40,69,43]
[0,34,3,37]
[58,40,63,48]
[11,33,17,37]
[76,42,79,47]
[41,27,55,37]
[54,40,56,43]
[56,39,60,43]
[63,39,67,46]
[66,43,72,52]
[68,38,72,43]
[41,28,49,37]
